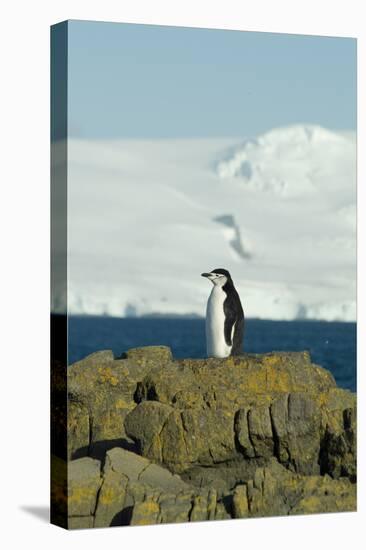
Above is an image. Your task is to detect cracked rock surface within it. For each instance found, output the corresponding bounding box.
[61,346,356,528]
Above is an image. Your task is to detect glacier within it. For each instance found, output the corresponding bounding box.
[58,124,356,321]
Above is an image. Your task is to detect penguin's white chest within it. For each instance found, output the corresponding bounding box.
[205,286,232,358]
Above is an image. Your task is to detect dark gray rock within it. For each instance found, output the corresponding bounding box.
[66,346,357,528]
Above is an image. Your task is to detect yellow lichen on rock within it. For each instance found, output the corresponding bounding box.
[130,500,160,526]
[97,366,119,386]
[233,485,249,518]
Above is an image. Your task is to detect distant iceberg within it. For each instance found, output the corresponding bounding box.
[53,125,356,322]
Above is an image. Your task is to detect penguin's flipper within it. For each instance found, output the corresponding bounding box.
[231,315,245,355]
[223,289,241,346]
[224,309,236,346]
[223,287,245,353]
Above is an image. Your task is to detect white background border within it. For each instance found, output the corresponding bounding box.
[1,1,364,549]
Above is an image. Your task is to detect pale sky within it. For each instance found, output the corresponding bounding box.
[66,20,356,139]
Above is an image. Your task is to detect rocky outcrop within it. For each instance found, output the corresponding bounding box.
[67,451,356,528]
[65,346,357,528]
[67,346,173,460]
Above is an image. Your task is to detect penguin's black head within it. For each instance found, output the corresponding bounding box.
[201,268,233,287]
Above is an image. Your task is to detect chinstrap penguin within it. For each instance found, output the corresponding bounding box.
[201,268,244,358]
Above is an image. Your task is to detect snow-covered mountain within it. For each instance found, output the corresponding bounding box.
[57,124,356,321]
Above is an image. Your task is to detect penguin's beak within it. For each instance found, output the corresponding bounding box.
[201,272,212,278]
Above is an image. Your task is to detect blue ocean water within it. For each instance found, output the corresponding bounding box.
[68,316,356,392]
